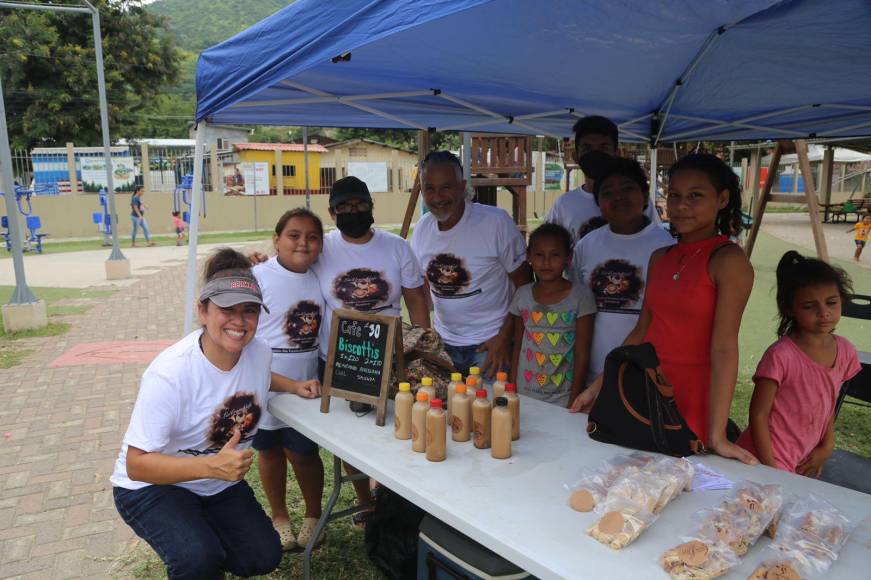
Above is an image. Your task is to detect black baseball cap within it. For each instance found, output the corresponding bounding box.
[329,176,372,208]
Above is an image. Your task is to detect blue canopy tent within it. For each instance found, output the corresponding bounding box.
[184,0,871,332]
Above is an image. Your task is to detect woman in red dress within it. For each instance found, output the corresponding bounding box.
[575,154,757,464]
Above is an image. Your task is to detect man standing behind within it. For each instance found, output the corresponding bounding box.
[411,151,532,378]
[547,115,659,242]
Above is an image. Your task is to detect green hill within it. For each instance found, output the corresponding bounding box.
[148,0,295,53]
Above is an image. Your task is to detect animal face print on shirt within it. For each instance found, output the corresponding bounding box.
[425,253,478,298]
[590,258,643,313]
[282,300,321,352]
[180,392,262,456]
[333,268,391,312]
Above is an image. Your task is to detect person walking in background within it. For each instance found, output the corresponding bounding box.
[172,211,186,246]
[845,213,871,261]
[131,186,155,247]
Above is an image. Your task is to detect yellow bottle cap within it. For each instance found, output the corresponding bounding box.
[421,377,433,386]
[416,391,429,402]
[451,372,462,382]
[456,384,467,394]
[469,366,480,375]
[466,376,477,386]
[496,371,508,381]
[399,382,411,392]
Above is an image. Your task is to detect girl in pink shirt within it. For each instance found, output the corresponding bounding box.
[738,251,860,476]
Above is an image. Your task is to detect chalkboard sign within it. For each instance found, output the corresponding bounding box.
[321,308,404,426]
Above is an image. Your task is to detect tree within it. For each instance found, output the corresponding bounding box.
[0,0,182,149]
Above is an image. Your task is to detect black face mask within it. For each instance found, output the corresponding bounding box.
[336,211,374,239]
[577,150,613,182]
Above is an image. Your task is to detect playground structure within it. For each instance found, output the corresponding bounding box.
[2,184,50,254]
[172,174,206,224]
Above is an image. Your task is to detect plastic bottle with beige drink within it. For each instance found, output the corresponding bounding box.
[426,399,447,462]
[419,376,437,402]
[468,366,482,389]
[491,397,512,459]
[505,383,520,441]
[411,391,429,453]
[394,382,413,440]
[472,389,491,449]
[446,372,463,425]
[492,371,508,399]
[451,384,471,442]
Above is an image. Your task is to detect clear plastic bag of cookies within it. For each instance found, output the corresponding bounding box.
[564,452,656,512]
[750,495,857,579]
[719,481,783,545]
[660,536,739,580]
[649,456,695,512]
[695,507,754,556]
[596,470,672,515]
[586,497,657,550]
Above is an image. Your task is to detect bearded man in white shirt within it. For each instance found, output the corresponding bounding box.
[410,151,532,378]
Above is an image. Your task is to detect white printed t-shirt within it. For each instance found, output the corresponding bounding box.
[313,228,423,359]
[547,185,661,243]
[411,201,527,346]
[111,330,273,496]
[253,257,323,430]
[573,221,674,382]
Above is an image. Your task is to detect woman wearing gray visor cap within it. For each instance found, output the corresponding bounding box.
[110,248,320,578]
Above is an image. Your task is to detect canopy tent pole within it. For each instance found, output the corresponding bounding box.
[0,73,38,306]
[303,126,310,209]
[648,145,658,208]
[183,124,207,334]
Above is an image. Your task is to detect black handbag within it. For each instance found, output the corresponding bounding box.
[587,343,704,456]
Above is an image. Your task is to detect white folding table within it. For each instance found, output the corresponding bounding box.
[269,394,871,580]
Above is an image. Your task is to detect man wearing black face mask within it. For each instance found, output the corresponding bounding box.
[546,116,659,242]
[310,176,430,523]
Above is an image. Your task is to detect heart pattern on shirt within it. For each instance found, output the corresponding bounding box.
[547,332,561,347]
[526,348,533,362]
[524,370,533,384]
[551,373,564,386]
[563,331,576,345]
[520,309,530,323]
[536,373,548,387]
[549,354,563,368]
[566,371,574,384]
[526,330,533,341]
[565,350,575,363]
[535,352,546,367]
[561,312,574,325]
[531,311,544,325]
[546,312,559,326]
[532,332,544,346]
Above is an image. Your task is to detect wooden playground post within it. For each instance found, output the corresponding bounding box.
[794,139,829,261]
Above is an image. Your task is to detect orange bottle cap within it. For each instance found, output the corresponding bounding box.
[496,371,508,381]
[466,376,477,386]
[456,384,466,394]
[416,391,429,402]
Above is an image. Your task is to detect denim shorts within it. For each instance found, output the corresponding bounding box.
[252,426,319,456]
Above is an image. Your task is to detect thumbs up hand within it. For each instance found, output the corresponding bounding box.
[207,429,254,481]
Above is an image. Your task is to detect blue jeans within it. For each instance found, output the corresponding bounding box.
[131,216,151,243]
[114,481,281,579]
[444,343,489,378]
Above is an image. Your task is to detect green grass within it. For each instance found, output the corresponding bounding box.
[0,345,32,368]
[0,230,271,258]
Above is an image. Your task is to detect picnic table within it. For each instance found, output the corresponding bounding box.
[269,394,871,580]
[822,198,871,222]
